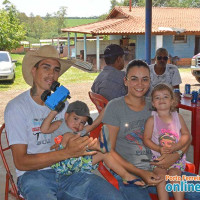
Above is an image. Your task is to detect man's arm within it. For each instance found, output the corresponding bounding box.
[11,134,97,171]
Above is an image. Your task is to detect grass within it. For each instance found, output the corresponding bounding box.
[178,68,190,72]
[0,54,99,91]
[0,53,191,91]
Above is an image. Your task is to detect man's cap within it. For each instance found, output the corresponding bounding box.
[22,45,75,86]
[67,101,93,125]
[104,44,124,58]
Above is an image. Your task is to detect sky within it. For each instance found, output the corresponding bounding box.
[0,0,111,17]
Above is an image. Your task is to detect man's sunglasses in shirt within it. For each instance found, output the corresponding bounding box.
[156,56,168,61]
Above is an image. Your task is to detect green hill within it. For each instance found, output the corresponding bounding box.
[66,18,98,28]
[61,18,99,37]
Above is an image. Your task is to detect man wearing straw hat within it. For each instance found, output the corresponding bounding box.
[4,45,124,200]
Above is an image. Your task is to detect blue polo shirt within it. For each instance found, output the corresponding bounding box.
[91,65,127,101]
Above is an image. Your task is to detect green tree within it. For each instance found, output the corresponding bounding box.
[180,0,200,7]
[111,0,145,7]
[0,0,26,51]
[32,15,45,39]
[43,17,58,38]
[110,0,200,8]
[118,0,129,6]
[98,13,109,21]
[54,6,67,34]
[110,0,118,10]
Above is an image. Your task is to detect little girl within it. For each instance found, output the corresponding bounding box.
[144,83,191,200]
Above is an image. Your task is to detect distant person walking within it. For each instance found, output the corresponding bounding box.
[59,43,64,57]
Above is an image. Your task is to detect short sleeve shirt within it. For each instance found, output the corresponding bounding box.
[4,90,68,177]
[149,64,182,88]
[102,96,153,171]
[91,66,127,101]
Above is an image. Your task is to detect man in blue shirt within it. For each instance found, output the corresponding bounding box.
[91,44,127,101]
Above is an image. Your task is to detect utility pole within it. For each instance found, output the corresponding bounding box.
[145,0,152,64]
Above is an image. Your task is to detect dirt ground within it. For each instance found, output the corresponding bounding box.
[0,69,199,125]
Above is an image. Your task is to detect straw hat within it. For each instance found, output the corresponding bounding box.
[22,45,74,86]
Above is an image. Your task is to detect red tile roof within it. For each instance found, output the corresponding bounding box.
[61,6,200,35]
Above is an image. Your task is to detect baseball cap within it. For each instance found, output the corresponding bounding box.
[104,44,124,58]
[67,101,93,125]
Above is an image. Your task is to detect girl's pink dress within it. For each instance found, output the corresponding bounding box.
[151,111,186,171]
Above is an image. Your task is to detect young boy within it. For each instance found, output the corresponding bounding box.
[41,100,145,186]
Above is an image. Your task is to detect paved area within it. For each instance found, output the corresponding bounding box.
[0,109,196,199]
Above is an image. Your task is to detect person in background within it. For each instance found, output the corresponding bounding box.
[149,48,182,94]
[91,44,127,101]
[59,43,64,57]
[4,45,125,200]
[144,83,190,200]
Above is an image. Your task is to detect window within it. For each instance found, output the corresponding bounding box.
[0,53,9,62]
[173,35,187,43]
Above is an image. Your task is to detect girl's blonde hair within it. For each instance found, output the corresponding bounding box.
[151,83,178,112]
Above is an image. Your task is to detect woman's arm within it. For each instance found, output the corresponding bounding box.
[40,110,62,134]
[168,114,191,153]
[143,117,161,153]
[84,108,105,133]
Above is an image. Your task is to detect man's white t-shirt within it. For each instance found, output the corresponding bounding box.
[4,90,68,177]
[149,63,182,88]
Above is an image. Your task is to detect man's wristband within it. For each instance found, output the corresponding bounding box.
[175,150,184,158]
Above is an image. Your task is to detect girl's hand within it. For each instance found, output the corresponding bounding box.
[160,147,171,154]
[168,143,178,153]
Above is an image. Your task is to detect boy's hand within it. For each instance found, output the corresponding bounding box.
[51,110,58,115]
[61,132,75,148]
[50,143,60,151]
[51,132,76,150]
